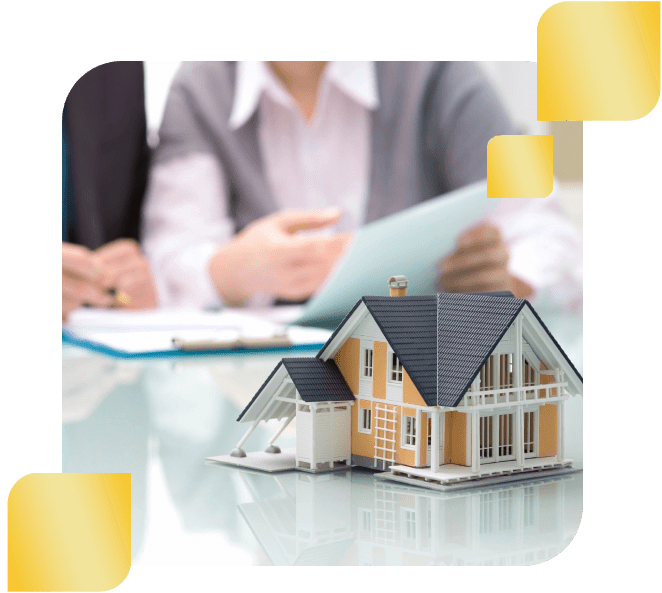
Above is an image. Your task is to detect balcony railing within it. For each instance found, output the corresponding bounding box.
[460,373,568,408]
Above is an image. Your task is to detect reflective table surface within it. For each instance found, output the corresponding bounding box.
[62,309,583,566]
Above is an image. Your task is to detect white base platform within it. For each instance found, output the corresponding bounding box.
[206,449,352,474]
[379,457,574,491]
[206,449,298,473]
[206,450,577,489]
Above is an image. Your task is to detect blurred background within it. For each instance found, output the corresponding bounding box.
[144,61,583,231]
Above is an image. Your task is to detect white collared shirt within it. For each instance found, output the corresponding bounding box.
[231,61,378,233]
[143,61,379,307]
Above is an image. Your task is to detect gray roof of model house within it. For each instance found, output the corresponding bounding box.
[237,358,354,421]
[238,292,583,421]
[317,292,583,408]
[324,293,526,407]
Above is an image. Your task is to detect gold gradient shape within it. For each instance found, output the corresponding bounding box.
[538,1,660,120]
[487,135,554,200]
[8,473,131,592]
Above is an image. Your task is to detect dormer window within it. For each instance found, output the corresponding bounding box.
[363,347,374,378]
[389,352,403,382]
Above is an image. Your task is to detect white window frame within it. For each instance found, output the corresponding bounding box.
[499,353,514,389]
[362,346,374,379]
[388,351,403,383]
[358,405,372,434]
[523,409,538,458]
[479,412,516,464]
[402,414,417,449]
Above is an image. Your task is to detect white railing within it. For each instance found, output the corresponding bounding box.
[461,380,568,408]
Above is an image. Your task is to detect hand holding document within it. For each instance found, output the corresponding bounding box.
[295,180,497,325]
[208,209,350,306]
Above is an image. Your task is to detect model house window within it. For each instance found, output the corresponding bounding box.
[499,354,514,388]
[523,411,536,456]
[427,417,432,447]
[498,413,513,457]
[403,415,416,447]
[362,348,373,378]
[479,355,495,390]
[480,413,515,463]
[480,416,494,461]
[389,352,403,382]
[359,406,372,433]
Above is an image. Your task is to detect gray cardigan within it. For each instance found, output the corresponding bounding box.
[154,61,514,232]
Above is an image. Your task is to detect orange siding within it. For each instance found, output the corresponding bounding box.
[445,411,468,466]
[334,337,360,394]
[539,404,558,457]
[403,370,426,406]
[373,341,387,399]
[353,402,429,469]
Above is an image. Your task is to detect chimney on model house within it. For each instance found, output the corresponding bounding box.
[388,275,408,296]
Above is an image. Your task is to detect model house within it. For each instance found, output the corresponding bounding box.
[226,276,582,488]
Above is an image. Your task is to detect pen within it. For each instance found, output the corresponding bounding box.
[81,288,130,308]
[107,287,131,306]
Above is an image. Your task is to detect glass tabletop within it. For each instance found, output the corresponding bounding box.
[62,309,583,566]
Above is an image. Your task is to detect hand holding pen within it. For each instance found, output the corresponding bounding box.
[62,239,159,321]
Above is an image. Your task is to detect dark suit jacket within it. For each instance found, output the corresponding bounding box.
[64,61,150,249]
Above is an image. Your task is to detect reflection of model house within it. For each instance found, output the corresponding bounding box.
[232,277,582,487]
[237,470,577,565]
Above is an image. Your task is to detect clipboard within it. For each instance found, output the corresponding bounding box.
[171,333,292,352]
[63,308,331,358]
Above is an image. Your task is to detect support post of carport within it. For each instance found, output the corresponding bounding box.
[265,411,296,453]
[231,397,281,457]
[231,419,261,457]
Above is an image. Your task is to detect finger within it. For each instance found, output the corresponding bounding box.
[276,232,349,260]
[456,223,502,250]
[276,270,322,301]
[63,274,115,307]
[276,259,336,300]
[439,266,511,294]
[108,270,159,309]
[62,295,81,320]
[439,243,509,276]
[95,239,141,266]
[62,244,100,281]
[98,257,150,289]
[274,208,343,233]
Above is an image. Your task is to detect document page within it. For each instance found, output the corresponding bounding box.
[296,180,497,325]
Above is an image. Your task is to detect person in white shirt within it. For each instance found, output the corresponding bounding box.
[142,61,582,310]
